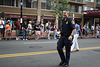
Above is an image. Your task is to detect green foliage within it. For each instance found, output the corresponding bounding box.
[1,11,5,18]
[51,0,70,21]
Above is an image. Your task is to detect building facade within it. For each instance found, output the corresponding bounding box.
[83,0,100,27]
[0,0,100,26]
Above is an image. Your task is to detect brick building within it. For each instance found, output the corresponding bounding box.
[0,0,100,27]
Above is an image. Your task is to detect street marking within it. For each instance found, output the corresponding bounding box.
[23,41,57,44]
[0,46,100,58]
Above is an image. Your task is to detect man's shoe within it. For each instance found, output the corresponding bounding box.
[64,63,69,67]
[59,61,65,66]
[76,50,79,51]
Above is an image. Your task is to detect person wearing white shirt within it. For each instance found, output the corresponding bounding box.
[57,29,61,39]
[96,24,100,38]
[28,21,32,40]
[0,17,4,40]
[45,21,49,32]
[91,24,95,36]
[40,20,44,37]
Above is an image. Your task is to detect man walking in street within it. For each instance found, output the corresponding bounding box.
[71,19,80,52]
[57,10,76,67]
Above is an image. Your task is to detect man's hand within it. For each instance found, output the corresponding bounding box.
[68,35,73,40]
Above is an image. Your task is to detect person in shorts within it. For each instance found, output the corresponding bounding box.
[14,19,21,40]
[5,21,12,40]
[96,24,100,38]
[0,17,4,40]
[40,19,44,37]
[35,21,40,40]
[28,21,32,40]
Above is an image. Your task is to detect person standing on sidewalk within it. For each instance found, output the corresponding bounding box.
[91,24,95,36]
[5,21,12,40]
[40,19,44,37]
[23,21,28,40]
[47,22,52,40]
[0,17,4,40]
[82,24,86,38]
[53,23,58,39]
[3,17,6,38]
[96,24,100,38]
[57,10,76,67]
[45,21,49,36]
[85,22,89,37]
[14,19,21,40]
[71,19,80,51]
[35,21,41,40]
[28,21,32,40]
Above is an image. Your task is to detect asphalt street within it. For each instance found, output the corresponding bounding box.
[0,39,100,67]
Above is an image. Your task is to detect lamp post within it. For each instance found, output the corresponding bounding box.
[42,14,44,22]
[20,0,23,34]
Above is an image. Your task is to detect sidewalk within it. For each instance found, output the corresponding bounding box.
[1,31,100,40]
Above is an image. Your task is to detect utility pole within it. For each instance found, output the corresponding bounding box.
[20,0,23,34]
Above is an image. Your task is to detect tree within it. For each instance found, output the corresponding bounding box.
[51,0,70,29]
[1,11,5,18]
[51,0,70,21]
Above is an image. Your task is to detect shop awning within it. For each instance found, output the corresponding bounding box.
[83,10,100,13]
[83,10,100,18]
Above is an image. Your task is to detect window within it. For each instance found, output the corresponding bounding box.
[70,5,75,12]
[0,0,3,5]
[41,0,52,10]
[32,0,37,9]
[41,0,46,9]
[70,5,82,13]
[84,6,94,10]
[26,0,31,8]
[0,0,14,6]
[85,0,94,2]
[91,0,94,2]
[96,0,100,4]
[78,6,82,13]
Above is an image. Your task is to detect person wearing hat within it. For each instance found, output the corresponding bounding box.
[28,21,32,40]
[7,18,13,33]
[5,21,12,40]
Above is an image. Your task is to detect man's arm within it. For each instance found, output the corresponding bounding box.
[68,29,76,40]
